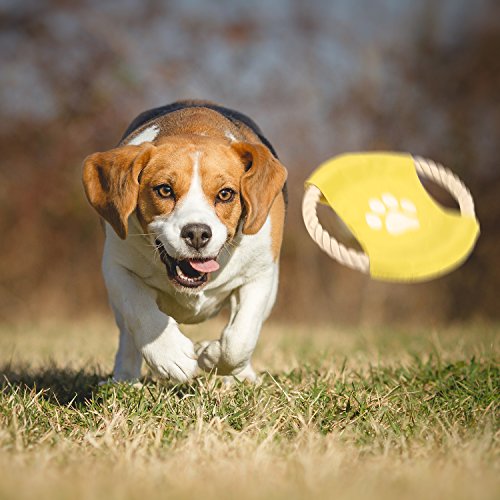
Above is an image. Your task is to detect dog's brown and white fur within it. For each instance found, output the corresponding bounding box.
[82,100,287,382]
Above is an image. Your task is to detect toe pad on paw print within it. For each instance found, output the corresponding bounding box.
[305,152,480,282]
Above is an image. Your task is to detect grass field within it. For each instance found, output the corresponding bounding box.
[0,317,498,500]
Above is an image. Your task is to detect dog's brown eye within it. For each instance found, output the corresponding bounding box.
[217,188,235,203]
[154,184,174,199]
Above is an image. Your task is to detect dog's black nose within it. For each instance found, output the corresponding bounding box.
[181,223,212,250]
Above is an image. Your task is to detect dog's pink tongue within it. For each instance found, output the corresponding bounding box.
[188,259,220,273]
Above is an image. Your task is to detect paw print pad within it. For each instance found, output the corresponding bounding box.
[365,193,420,235]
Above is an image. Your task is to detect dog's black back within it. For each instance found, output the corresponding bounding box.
[120,100,278,159]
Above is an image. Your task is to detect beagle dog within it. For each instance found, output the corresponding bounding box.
[82,100,287,382]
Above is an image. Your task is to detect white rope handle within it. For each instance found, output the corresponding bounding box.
[302,156,476,274]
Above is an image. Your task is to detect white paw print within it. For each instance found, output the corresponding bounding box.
[365,193,420,235]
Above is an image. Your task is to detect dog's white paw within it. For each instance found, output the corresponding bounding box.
[196,339,222,372]
[196,341,259,382]
[194,340,212,357]
[142,329,198,383]
[222,364,260,385]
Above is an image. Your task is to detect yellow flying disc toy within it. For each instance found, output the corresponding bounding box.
[302,153,480,282]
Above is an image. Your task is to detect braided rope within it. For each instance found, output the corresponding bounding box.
[302,184,370,272]
[412,156,475,217]
[302,156,476,273]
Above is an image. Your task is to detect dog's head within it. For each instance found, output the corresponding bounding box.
[83,135,287,291]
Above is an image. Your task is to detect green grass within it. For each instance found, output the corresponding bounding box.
[0,318,498,499]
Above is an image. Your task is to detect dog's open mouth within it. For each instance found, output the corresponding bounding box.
[156,239,220,288]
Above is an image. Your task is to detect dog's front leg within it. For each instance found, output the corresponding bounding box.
[197,268,278,381]
[104,262,197,383]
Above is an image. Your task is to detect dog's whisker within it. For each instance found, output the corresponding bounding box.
[223,239,238,254]
[221,244,232,259]
[127,230,161,238]
[152,243,163,264]
[145,242,162,250]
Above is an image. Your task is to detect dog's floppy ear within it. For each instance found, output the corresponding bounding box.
[232,142,287,235]
[82,143,154,239]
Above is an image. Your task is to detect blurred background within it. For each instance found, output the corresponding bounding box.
[0,0,498,325]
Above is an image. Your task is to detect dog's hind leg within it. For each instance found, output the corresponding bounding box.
[112,306,143,381]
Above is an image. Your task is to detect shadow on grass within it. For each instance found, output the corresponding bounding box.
[0,363,202,407]
[0,363,105,406]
